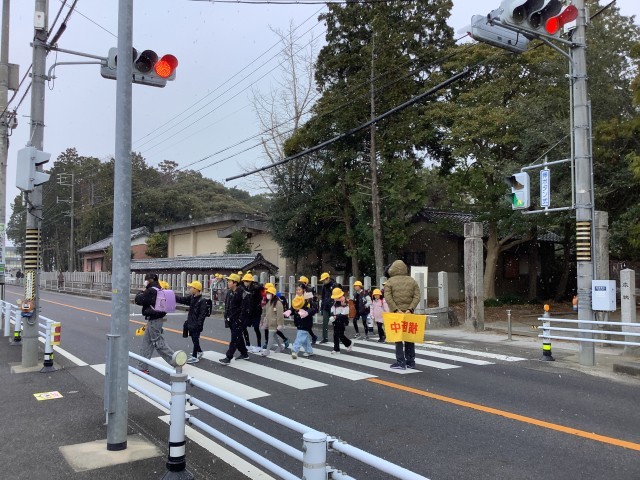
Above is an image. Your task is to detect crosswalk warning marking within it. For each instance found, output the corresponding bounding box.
[310,346,423,373]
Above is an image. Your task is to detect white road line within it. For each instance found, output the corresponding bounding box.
[90,364,198,413]
[158,415,276,480]
[152,357,270,400]
[342,341,491,366]
[309,347,424,373]
[267,351,376,381]
[353,339,527,362]
[202,351,327,390]
[420,343,527,361]
[321,343,465,369]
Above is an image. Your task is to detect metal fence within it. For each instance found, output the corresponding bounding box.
[130,352,429,480]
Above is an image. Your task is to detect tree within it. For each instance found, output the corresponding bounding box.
[434,1,640,299]
[145,233,168,258]
[284,0,455,277]
[224,231,252,254]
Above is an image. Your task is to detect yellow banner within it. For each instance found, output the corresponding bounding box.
[383,312,426,343]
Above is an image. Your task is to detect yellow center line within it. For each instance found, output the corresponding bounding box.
[367,378,640,452]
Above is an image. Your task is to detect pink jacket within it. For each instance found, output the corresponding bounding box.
[370,298,389,323]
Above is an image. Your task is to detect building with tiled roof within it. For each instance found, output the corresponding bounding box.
[78,226,150,272]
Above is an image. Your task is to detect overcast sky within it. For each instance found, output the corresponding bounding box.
[3,0,639,225]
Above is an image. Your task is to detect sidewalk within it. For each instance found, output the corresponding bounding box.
[0,337,238,480]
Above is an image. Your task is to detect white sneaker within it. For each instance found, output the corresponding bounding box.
[291,351,298,359]
[186,356,199,364]
[261,349,270,356]
[302,352,314,358]
[196,352,203,360]
[353,333,361,339]
[347,344,353,353]
[331,350,340,355]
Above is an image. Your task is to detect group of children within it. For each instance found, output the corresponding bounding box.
[247,277,390,359]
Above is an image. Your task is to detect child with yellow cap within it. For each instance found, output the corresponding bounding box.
[284,295,314,359]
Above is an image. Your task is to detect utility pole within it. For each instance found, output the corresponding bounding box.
[106,0,133,451]
[0,0,10,301]
[57,172,74,271]
[572,0,595,366]
[22,0,48,369]
[369,32,384,282]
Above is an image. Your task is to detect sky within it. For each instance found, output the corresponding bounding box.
[2,0,639,227]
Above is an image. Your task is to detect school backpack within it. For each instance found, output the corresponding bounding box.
[151,287,177,313]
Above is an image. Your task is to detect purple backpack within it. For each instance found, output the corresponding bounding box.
[152,287,176,313]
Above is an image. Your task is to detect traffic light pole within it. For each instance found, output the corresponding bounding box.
[22,0,48,369]
[106,0,133,451]
[0,0,10,301]
[572,0,595,366]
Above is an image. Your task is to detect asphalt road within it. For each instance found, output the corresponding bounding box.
[9,286,640,480]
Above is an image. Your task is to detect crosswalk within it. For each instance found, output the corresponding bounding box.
[89,340,527,412]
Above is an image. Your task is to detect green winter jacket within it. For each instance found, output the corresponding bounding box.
[384,260,420,313]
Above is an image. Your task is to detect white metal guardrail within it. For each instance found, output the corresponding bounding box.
[129,352,429,480]
[538,317,640,347]
[1,300,61,372]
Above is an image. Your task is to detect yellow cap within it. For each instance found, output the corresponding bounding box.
[266,285,277,295]
[187,280,202,291]
[227,273,241,282]
[265,282,274,289]
[159,280,170,290]
[353,280,363,287]
[242,273,254,282]
[299,276,309,285]
[320,272,330,281]
[372,288,382,296]
[292,296,305,310]
[331,287,345,300]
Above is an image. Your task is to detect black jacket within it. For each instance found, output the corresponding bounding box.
[175,293,208,333]
[293,306,313,331]
[226,287,244,331]
[240,283,263,324]
[321,279,336,312]
[134,281,166,321]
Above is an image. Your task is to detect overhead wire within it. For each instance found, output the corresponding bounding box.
[134,7,326,152]
[41,35,478,225]
[140,23,326,158]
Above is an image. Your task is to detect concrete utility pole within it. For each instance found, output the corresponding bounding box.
[369,33,384,282]
[57,172,75,271]
[0,0,10,301]
[106,0,133,451]
[22,0,48,368]
[572,0,595,366]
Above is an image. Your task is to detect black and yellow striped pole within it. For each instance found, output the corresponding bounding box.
[541,304,555,361]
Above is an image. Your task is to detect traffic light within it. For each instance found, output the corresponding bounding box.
[16,146,51,192]
[505,172,530,209]
[470,14,530,54]
[500,0,577,38]
[101,47,178,88]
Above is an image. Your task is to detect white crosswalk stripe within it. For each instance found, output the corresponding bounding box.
[265,351,376,381]
[309,346,424,373]
[347,341,492,366]
[201,351,327,390]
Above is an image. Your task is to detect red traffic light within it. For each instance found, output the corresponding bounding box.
[545,4,578,35]
[154,54,178,79]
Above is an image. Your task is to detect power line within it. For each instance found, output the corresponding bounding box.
[134,7,325,151]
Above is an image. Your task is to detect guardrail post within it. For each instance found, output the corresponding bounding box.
[540,304,555,361]
[2,302,10,337]
[41,319,57,373]
[302,431,327,480]
[11,312,22,345]
[162,361,194,480]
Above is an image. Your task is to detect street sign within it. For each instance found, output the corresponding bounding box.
[540,168,550,207]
